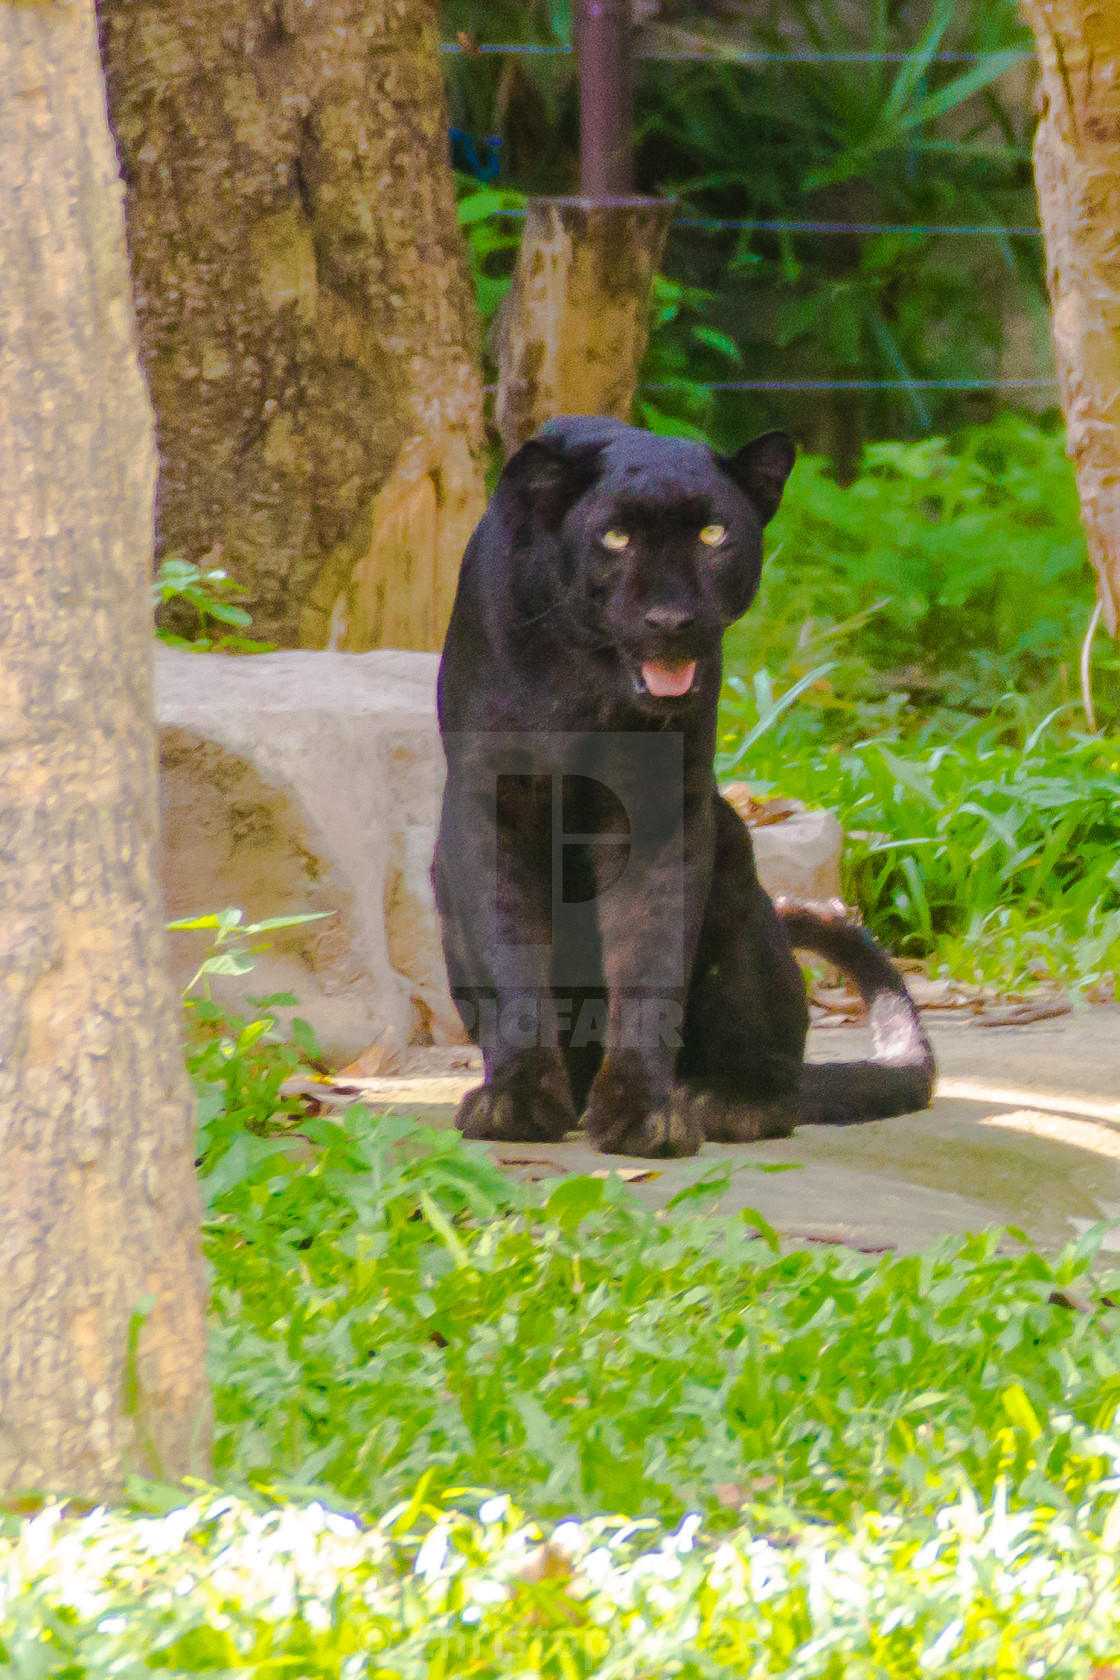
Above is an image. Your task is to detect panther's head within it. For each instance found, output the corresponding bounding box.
[505,416,795,713]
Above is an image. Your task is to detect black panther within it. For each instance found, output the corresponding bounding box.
[433,416,935,1157]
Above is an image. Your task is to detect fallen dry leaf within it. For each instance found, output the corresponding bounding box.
[721,781,805,827]
[975,999,1073,1028]
[590,1166,662,1183]
[812,986,863,1013]
[1048,1288,1094,1313]
[905,976,959,1009]
[497,1156,569,1182]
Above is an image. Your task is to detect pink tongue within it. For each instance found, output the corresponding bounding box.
[641,659,697,698]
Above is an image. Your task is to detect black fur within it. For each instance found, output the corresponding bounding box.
[434,417,935,1157]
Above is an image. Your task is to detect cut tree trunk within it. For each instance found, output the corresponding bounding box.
[99,0,486,652]
[495,197,673,457]
[1019,0,1120,634]
[0,0,210,1500]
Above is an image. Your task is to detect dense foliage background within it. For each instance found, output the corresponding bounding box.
[445,0,1044,471]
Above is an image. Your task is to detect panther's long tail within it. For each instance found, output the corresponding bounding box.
[775,898,937,1125]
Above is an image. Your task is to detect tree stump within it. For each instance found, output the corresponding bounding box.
[496,197,674,457]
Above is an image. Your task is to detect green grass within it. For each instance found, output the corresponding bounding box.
[196,1062,1120,1537]
[714,415,1120,996]
[7,1475,1120,1675]
[11,1022,1120,1675]
[9,992,1120,1671]
[720,706,1120,994]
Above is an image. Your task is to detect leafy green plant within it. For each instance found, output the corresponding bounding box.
[718,694,1120,993]
[455,171,526,337]
[169,907,332,1002]
[708,414,1118,993]
[171,908,336,1143]
[733,413,1096,694]
[637,273,747,442]
[152,557,274,654]
[647,0,1041,462]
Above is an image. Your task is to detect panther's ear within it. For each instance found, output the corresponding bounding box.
[504,434,606,530]
[719,431,796,526]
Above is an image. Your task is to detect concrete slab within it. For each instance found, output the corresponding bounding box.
[332,1005,1120,1252]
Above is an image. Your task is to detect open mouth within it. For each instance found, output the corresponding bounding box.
[638,658,698,699]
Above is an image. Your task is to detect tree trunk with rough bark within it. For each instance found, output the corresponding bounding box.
[99,0,486,653]
[1020,0,1120,634]
[0,0,210,1501]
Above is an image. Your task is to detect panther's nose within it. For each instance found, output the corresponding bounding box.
[644,605,694,633]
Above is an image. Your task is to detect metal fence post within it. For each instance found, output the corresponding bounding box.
[576,0,635,196]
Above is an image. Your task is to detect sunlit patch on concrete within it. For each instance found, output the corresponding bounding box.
[979,1108,1120,1160]
[939,1078,1120,1126]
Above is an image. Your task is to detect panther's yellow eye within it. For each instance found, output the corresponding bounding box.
[601,529,630,551]
[699,523,727,548]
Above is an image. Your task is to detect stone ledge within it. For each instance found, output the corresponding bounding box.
[157,645,450,1064]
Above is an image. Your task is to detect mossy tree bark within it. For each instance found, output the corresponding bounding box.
[1020,0,1120,634]
[0,0,210,1499]
[99,0,486,652]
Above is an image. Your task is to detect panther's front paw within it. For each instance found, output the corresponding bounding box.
[609,1093,705,1159]
[585,1065,703,1159]
[456,1078,575,1144]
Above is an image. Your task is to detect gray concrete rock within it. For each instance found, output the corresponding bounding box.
[157,646,456,1064]
[749,808,844,904]
[720,783,844,903]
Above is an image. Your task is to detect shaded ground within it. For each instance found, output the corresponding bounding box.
[323,1007,1120,1252]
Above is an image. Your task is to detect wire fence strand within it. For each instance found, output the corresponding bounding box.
[673,218,1042,237]
[482,379,1056,394]
[643,379,1056,391]
[493,209,1043,240]
[440,44,1033,65]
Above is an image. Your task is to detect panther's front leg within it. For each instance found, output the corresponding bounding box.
[435,778,578,1145]
[582,793,712,1158]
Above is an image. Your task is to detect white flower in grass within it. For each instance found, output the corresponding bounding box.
[549,1520,585,1557]
[469,1578,509,1605]
[579,1546,614,1587]
[415,1524,449,1579]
